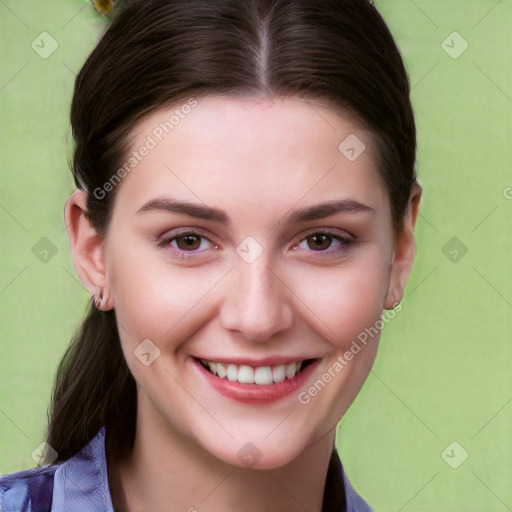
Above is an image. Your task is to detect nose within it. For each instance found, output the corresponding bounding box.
[219,258,294,342]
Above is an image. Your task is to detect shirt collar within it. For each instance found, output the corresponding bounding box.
[324,446,374,512]
[52,427,114,511]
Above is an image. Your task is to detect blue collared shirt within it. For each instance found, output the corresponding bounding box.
[1,427,373,511]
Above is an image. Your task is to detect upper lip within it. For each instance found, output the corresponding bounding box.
[192,356,319,367]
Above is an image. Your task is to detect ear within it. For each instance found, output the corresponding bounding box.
[64,190,114,310]
[384,182,422,309]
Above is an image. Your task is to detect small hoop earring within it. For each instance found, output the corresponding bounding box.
[384,298,401,311]
[93,290,108,311]
[386,300,401,310]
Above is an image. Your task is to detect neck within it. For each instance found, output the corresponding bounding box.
[108,404,336,512]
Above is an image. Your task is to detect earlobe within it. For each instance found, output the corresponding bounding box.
[64,190,114,310]
[384,182,422,310]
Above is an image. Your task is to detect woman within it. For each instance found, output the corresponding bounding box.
[0,0,421,510]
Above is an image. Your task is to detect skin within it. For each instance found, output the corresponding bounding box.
[65,96,421,512]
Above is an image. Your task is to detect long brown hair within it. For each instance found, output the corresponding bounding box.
[46,0,417,463]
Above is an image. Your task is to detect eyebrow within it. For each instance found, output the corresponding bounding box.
[137,197,375,225]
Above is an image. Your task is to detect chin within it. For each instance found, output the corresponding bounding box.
[200,429,319,471]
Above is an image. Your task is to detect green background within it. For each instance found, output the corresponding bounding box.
[0,1,510,510]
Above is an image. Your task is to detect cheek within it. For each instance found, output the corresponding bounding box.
[106,245,216,341]
[288,252,391,349]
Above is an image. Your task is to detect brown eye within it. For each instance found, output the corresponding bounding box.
[293,231,353,258]
[306,233,334,251]
[158,230,217,261]
[174,234,202,251]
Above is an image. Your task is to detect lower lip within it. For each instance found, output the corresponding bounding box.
[193,358,320,403]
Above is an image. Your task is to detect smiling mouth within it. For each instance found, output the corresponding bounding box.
[197,358,316,386]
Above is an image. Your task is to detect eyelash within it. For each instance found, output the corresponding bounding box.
[158,229,354,261]
[292,231,353,256]
[157,230,218,261]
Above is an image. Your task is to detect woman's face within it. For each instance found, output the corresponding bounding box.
[103,96,398,468]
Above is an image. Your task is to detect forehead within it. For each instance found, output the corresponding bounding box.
[113,95,389,222]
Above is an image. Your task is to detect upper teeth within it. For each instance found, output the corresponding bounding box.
[201,360,303,385]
